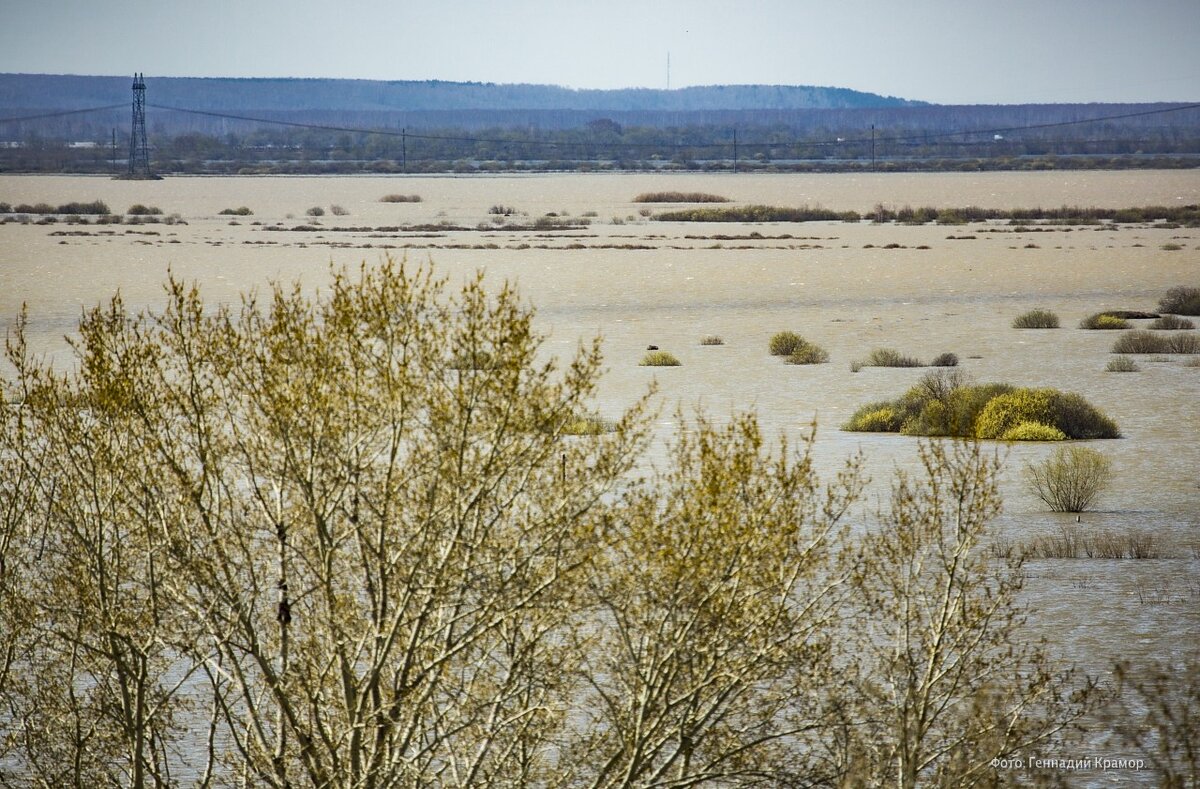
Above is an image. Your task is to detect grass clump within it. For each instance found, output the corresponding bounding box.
[633,192,730,203]
[1025,446,1113,513]
[1149,314,1195,330]
[219,206,253,216]
[1111,330,1200,354]
[1161,243,1183,251]
[1105,356,1140,372]
[381,194,422,203]
[863,348,922,367]
[1011,526,1158,559]
[785,341,830,365]
[843,370,1118,440]
[1158,286,1200,315]
[1013,309,1060,329]
[1079,313,1131,330]
[999,422,1067,441]
[640,350,681,367]
[700,335,725,346]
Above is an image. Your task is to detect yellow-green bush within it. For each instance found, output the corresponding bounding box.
[843,375,1118,439]
[999,422,1067,441]
[785,341,830,365]
[843,404,901,432]
[974,389,1058,439]
[640,350,681,366]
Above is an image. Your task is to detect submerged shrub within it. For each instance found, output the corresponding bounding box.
[1158,286,1200,315]
[559,413,616,436]
[1149,315,1195,330]
[1000,422,1067,441]
[768,331,804,356]
[930,352,959,367]
[1106,356,1140,372]
[127,204,162,216]
[1013,309,1060,329]
[1111,330,1200,354]
[864,348,922,367]
[845,373,1118,440]
[306,206,325,217]
[843,402,903,432]
[633,192,730,203]
[381,194,422,203]
[1080,313,1130,330]
[700,335,725,346]
[1025,446,1114,512]
[219,206,253,216]
[785,341,830,365]
[640,350,681,367]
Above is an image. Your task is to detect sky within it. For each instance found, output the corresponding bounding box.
[1,0,1198,105]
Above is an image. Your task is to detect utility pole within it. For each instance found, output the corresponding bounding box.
[871,124,876,172]
[667,52,670,91]
[402,128,407,173]
[732,128,738,173]
[110,128,116,174]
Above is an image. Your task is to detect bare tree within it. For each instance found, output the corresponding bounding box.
[847,441,1098,787]
[561,414,865,787]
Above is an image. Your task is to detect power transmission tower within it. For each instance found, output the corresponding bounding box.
[118,73,159,179]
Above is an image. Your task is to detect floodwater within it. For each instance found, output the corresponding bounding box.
[2,171,1198,784]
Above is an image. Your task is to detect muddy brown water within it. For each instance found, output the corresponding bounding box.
[2,172,1197,784]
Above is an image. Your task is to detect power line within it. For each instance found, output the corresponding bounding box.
[0,104,126,124]
[146,101,1200,153]
[2,99,1197,156]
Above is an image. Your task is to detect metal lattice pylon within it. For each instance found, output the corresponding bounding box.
[127,73,152,178]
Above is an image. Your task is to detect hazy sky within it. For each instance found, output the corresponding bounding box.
[1,0,1198,104]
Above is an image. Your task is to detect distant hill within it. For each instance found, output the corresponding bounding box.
[0,73,926,113]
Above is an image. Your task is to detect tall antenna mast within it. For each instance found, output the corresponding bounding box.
[667,52,671,90]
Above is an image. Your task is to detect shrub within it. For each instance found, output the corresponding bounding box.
[930,352,959,367]
[489,205,517,216]
[843,402,903,432]
[1158,286,1200,315]
[974,389,1057,439]
[1106,356,1140,372]
[785,342,830,365]
[633,192,730,203]
[865,348,922,367]
[1149,315,1195,330]
[559,413,616,436]
[1012,309,1060,329]
[999,422,1067,441]
[1111,330,1168,354]
[1170,333,1200,353]
[640,350,681,366]
[1024,446,1113,512]
[58,200,110,215]
[976,388,1120,440]
[1080,313,1130,330]
[380,194,422,203]
[306,206,325,217]
[768,331,804,356]
[700,335,725,346]
[219,206,253,216]
[127,204,162,216]
[331,205,349,216]
[1161,243,1183,251]
[1111,330,1199,354]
